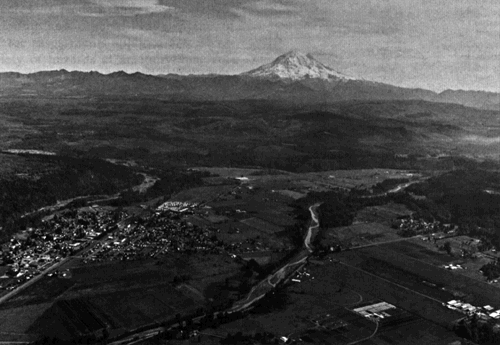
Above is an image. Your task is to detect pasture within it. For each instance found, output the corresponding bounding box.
[354,202,413,225]
[241,217,283,235]
[322,222,400,248]
[0,253,243,340]
[340,244,500,310]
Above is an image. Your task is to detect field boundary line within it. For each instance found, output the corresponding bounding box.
[346,320,379,345]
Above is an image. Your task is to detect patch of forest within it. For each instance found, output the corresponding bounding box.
[404,169,500,248]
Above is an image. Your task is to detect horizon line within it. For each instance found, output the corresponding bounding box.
[0,68,498,94]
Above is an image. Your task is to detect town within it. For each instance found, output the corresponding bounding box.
[392,216,456,237]
[81,208,229,263]
[0,208,128,291]
[0,200,268,293]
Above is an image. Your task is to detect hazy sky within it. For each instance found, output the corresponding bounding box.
[0,0,498,92]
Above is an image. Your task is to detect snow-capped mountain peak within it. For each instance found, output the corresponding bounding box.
[242,51,356,81]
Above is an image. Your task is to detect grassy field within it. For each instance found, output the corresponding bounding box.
[380,239,455,266]
[220,292,375,341]
[216,221,267,243]
[341,244,500,309]
[191,167,262,178]
[326,258,463,327]
[240,217,283,235]
[217,257,461,344]
[193,167,421,197]
[322,222,400,247]
[385,237,500,287]
[171,185,236,203]
[0,302,52,336]
[305,169,419,190]
[276,189,306,200]
[362,317,464,345]
[1,276,76,309]
[28,285,200,340]
[0,253,243,340]
[354,202,413,225]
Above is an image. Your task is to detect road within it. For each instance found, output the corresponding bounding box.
[0,208,137,305]
[350,235,421,250]
[0,256,72,305]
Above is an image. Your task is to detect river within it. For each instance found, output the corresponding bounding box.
[229,203,320,312]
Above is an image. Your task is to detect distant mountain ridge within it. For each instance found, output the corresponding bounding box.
[242,50,356,81]
[0,52,498,110]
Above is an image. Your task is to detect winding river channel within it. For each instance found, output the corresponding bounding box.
[229,203,320,312]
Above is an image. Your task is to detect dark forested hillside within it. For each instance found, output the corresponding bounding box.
[0,155,142,241]
[0,98,499,174]
[403,169,500,247]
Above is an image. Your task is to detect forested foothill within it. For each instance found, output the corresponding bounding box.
[0,154,139,240]
[0,152,210,243]
[404,168,500,249]
[288,165,500,254]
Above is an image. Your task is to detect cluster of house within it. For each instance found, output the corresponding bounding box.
[445,300,500,319]
[81,210,232,263]
[291,267,313,283]
[0,209,127,290]
[393,216,454,237]
[157,201,198,213]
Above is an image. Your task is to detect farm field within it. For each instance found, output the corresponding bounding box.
[353,202,413,225]
[379,239,456,266]
[215,220,290,252]
[191,167,262,178]
[241,217,283,235]
[337,244,500,310]
[276,189,306,200]
[362,316,464,345]
[215,221,265,243]
[390,236,500,285]
[0,253,243,340]
[171,185,236,203]
[219,290,376,342]
[231,190,296,227]
[192,167,420,196]
[238,251,285,266]
[0,275,77,309]
[321,222,400,248]
[307,169,419,190]
[208,199,247,209]
[0,302,52,337]
[217,257,462,345]
[323,256,463,327]
[28,285,200,340]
